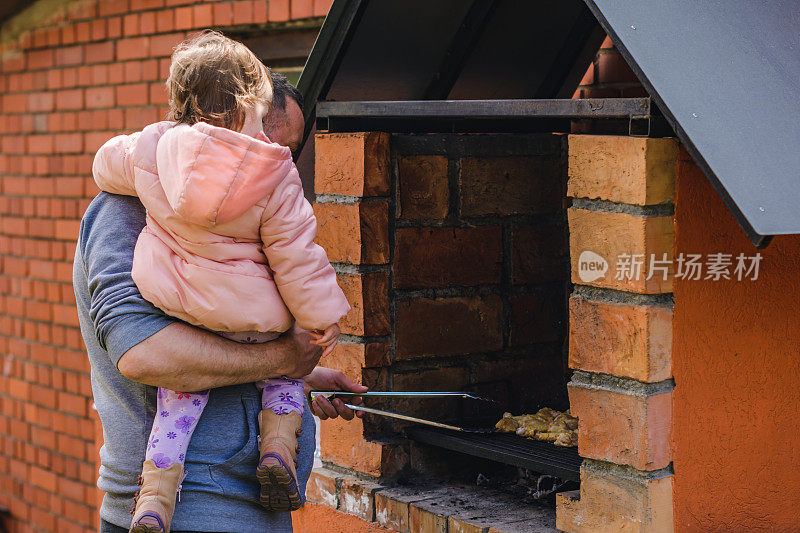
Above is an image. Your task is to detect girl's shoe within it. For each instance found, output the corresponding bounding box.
[129,460,183,533]
[257,410,302,511]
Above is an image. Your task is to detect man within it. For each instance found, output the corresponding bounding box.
[74,72,363,533]
[263,73,305,158]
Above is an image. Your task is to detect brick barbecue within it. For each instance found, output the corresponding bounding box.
[313,131,571,479]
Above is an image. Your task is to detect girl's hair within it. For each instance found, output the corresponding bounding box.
[167,30,272,131]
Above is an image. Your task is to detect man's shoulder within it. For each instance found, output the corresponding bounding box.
[83,192,145,228]
[80,193,146,248]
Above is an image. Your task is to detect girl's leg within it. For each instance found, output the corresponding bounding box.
[146,387,210,468]
[131,387,209,532]
[256,378,305,415]
[255,378,305,511]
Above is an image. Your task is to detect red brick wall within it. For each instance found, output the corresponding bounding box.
[0,1,329,531]
[313,132,571,478]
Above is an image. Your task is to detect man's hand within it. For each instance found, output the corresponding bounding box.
[275,324,325,379]
[303,366,368,420]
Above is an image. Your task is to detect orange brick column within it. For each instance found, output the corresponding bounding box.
[312,132,403,477]
[556,135,678,532]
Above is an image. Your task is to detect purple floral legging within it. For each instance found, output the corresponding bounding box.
[145,331,305,469]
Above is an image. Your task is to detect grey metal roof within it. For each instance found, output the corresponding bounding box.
[586,0,800,246]
[298,0,800,246]
[297,0,603,106]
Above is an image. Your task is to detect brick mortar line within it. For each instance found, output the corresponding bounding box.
[317,462,384,483]
[393,285,499,300]
[0,420,94,441]
[0,108,169,117]
[582,458,674,480]
[1,386,89,399]
[500,222,513,353]
[1,395,92,411]
[387,144,398,372]
[1,350,86,364]
[0,337,84,355]
[2,305,79,317]
[388,342,563,374]
[331,263,389,274]
[570,197,674,217]
[0,491,96,528]
[338,334,391,345]
[0,412,93,430]
[1,317,82,329]
[0,283,76,291]
[1,436,97,458]
[394,213,567,228]
[0,489,96,515]
[0,445,97,465]
[2,353,88,371]
[1,62,172,76]
[572,285,674,307]
[0,252,77,261]
[314,194,389,205]
[570,370,675,397]
[1,360,89,380]
[444,157,460,227]
[393,282,566,300]
[0,503,95,531]
[0,194,90,200]
[393,133,564,158]
[1,328,83,343]
[0,360,86,373]
[0,229,85,235]
[3,14,325,51]
[0,423,96,444]
[0,389,93,405]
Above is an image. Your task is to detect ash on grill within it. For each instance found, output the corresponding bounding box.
[475,468,575,504]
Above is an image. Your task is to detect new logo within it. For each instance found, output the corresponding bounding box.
[578,250,608,283]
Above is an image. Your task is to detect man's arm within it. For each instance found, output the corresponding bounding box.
[81,193,322,391]
[118,323,322,391]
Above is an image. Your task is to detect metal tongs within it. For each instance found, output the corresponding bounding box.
[309,391,497,433]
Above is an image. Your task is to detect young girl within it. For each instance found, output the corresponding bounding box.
[92,31,350,532]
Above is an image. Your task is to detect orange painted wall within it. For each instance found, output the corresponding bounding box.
[672,152,800,531]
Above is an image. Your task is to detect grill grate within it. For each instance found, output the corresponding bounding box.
[407,426,582,482]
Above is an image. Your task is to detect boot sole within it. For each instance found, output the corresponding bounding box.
[257,453,302,512]
[129,511,166,533]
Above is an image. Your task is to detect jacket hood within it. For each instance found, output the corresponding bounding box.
[148,122,294,227]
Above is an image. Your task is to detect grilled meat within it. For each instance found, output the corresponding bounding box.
[495,408,578,447]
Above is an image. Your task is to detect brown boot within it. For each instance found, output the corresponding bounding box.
[257,410,303,511]
[129,460,183,533]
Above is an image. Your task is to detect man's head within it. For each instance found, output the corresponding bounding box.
[264,71,304,156]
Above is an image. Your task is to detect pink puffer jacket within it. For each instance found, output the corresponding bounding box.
[92,120,350,333]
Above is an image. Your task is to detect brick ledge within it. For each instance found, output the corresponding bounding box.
[305,466,558,533]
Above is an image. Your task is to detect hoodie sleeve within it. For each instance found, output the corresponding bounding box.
[260,168,350,331]
[92,132,140,196]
